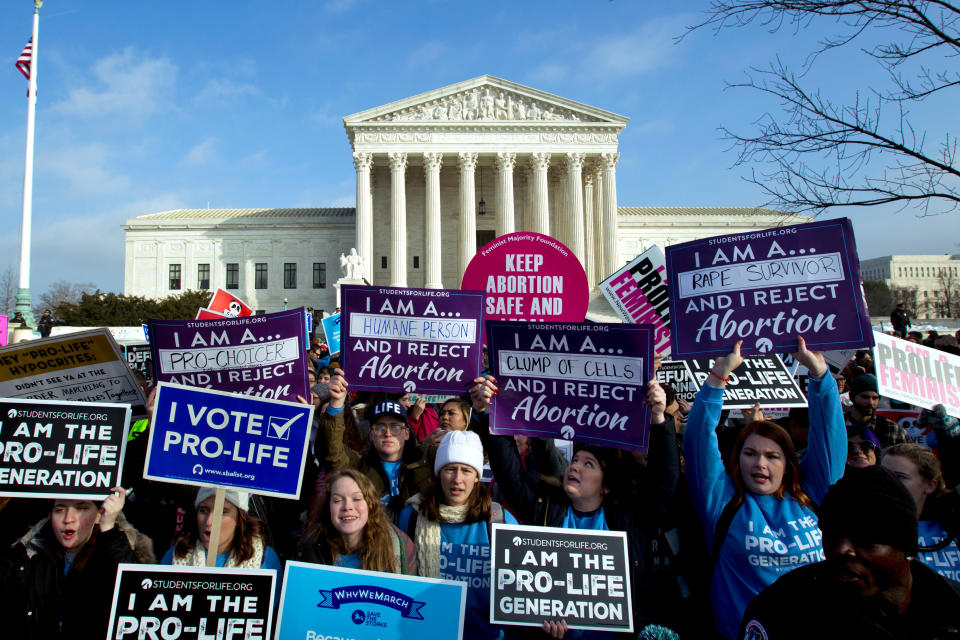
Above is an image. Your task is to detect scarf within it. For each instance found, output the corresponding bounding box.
[172,535,264,569]
[415,503,468,579]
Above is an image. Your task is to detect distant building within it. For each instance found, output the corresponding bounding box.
[860,254,960,319]
[122,76,808,312]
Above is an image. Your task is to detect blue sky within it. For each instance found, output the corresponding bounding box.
[1,1,957,298]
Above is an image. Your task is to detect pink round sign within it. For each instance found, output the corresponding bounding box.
[461,232,589,323]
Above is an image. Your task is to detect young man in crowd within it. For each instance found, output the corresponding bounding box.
[844,374,908,448]
[740,466,960,639]
[315,369,433,523]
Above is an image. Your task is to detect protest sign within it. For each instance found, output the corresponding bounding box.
[599,246,671,356]
[208,288,253,317]
[277,561,466,640]
[0,329,147,412]
[0,398,130,499]
[148,308,310,403]
[656,360,697,403]
[106,564,275,640]
[683,354,807,409]
[123,342,152,380]
[874,331,960,418]
[665,218,873,359]
[195,307,228,320]
[462,232,589,326]
[141,323,150,342]
[490,523,633,632]
[321,312,342,354]
[341,285,484,395]
[487,321,653,451]
[877,409,930,447]
[144,382,314,498]
[0,315,7,346]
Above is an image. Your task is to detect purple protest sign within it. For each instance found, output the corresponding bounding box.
[665,217,873,359]
[341,285,484,394]
[148,308,310,403]
[487,321,653,452]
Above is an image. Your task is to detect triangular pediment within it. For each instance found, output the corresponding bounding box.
[344,75,628,126]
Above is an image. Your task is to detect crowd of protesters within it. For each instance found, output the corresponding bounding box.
[1,313,959,639]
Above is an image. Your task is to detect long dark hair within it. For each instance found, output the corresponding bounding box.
[301,469,397,573]
[418,465,491,524]
[729,420,812,508]
[174,500,265,564]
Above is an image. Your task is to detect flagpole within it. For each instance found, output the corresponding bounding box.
[15,0,42,329]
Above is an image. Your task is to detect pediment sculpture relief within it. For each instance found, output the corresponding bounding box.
[372,87,600,123]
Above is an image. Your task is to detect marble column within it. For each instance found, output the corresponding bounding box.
[388,152,408,287]
[352,151,374,283]
[601,152,620,277]
[530,152,551,235]
[554,158,569,245]
[566,152,586,267]
[583,170,596,286]
[592,163,605,279]
[423,152,443,289]
[458,152,478,282]
[495,152,517,236]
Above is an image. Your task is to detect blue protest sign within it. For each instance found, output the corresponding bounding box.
[305,310,313,342]
[321,312,342,355]
[277,561,466,640]
[144,382,314,498]
[141,324,149,342]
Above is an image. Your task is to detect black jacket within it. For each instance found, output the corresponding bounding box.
[740,559,960,640]
[0,519,137,640]
[477,413,681,629]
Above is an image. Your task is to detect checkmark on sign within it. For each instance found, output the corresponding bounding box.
[267,413,302,440]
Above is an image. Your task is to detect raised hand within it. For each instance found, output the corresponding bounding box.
[327,368,348,409]
[792,336,827,379]
[469,375,497,413]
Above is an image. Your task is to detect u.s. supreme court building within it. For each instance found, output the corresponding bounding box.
[123,76,805,313]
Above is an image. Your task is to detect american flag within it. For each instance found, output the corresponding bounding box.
[16,39,32,80]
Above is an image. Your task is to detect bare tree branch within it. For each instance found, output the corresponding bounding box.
[686,1,960,215]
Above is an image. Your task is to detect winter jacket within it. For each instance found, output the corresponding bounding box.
[0,516,145,640]
[478,412,681,631]
[739,559,960,640]
[684,373,847,640]
[314,409,434,523]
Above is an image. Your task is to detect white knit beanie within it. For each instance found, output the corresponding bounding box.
[434,430,484,476]
[194,487,250,512]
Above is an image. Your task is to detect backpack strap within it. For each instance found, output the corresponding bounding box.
[405,510,419,539]
[710,498,742,575]
[392,526,406,575]
[488,501,505,540]
[490,501,505,524]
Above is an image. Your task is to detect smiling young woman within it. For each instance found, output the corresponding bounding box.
[297,468,417,575]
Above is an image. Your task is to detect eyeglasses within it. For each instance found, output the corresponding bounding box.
[848,440,879,456]
[372,423,407,436]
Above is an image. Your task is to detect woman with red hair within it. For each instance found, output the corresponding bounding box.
[684,338,846,640]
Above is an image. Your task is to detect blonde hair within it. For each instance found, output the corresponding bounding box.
[882,443,946,494]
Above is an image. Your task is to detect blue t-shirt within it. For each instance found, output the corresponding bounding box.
[918,520,960,581]
[562,507,608,531]
[381,460,402,504]
[399,506,518,640]
[683,375,846,640]
[335,553,362,569]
